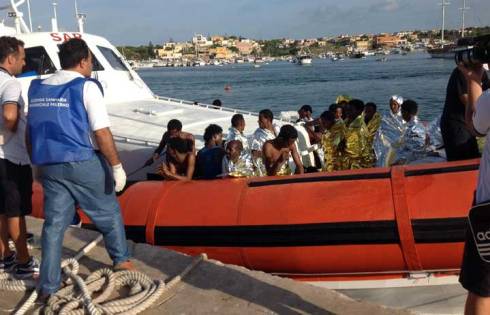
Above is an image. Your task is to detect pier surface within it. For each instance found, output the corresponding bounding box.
[0,217,415,314]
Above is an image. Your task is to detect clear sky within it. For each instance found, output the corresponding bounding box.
[23,0,490,45]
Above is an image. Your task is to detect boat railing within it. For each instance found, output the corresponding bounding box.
[154,95,293,123]
[113,135,159,147]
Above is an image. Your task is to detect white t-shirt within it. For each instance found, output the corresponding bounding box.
[0,70,30,165]
[40,70,111,147]
[473,90,490,203]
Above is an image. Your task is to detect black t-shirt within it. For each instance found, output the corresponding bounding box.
[442,68,490,124]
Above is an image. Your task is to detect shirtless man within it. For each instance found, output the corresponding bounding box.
[148,119,195,165]
[262,125,304,176]
[157,137,195,181]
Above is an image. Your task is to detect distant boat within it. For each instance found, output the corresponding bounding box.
[296,55,312,65]
[131,60,154,70]
[427,0,468,60]
[295,48,313,65]
[350,52,365,59]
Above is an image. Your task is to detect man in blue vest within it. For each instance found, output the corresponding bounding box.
[26,38,133,297]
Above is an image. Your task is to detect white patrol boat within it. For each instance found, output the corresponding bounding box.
[0,0,318,180]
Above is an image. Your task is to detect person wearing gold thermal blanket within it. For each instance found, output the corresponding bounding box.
[319,110,345,172]
[340,99,370,170]
[363,102,382,166]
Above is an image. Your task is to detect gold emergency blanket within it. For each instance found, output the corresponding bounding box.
[364,112,381,167]
[343,115,370,170]
[321,120,345,172]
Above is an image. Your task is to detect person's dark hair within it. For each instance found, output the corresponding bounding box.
[328,103,339,113]
[212,99,222,107]
[299,104,313,113]
[167,119,182,131]
[231,114,244,128]
[203,124,223,142]
[278,125,298,140]
[365,102,377,111]
[401,99,418,115]
[259,109,273,122]
[167,137,191,154]
[320,110,335,123]
[58,38,90,69]
[0,36,24,63]
[349,99,365,112]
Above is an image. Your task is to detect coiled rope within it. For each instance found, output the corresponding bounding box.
[0,234,207,315]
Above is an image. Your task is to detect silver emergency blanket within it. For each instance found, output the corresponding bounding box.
[374,112,406,167]
[251,126,279,152]
[393,117,428,164]
[225,127,250,152]
[426,115,443,150]
[222,153,256,177]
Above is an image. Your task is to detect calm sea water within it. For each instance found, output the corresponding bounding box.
[138,52,457,122]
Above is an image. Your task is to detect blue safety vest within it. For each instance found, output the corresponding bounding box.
[27,77,103,165]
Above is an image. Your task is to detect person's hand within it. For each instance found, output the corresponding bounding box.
[112,164,127,192]
[458,63,485,83]
[157,163,171,178]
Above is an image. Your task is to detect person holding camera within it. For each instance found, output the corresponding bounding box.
[457,62,490,314]
[440,66,489,161]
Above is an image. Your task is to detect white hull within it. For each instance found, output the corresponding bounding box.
[298,58,312,65]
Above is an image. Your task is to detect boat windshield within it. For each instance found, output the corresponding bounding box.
[20,46,57,77]
[97,46,129,71]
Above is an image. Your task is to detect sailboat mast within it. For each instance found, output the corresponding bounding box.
[460,0,469,38]
[439,0,450,42]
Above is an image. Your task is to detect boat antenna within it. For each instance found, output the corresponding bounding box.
[439,0,450,43]
[51,0,59,32]
[459,0,469,38]
[75,0,86,33]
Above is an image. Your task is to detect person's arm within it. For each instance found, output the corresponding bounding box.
[290,144,304,174]
[185,153,195,180]
[153,132,169,158]
[1,80,23,136]
[460,64,485,136]
[263,142,288,176]
[84,81,126,191]
[3,102,18,132]
[159,155,195,181]
[94,127,120,166]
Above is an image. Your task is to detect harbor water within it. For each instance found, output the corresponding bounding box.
[138,52,456,122]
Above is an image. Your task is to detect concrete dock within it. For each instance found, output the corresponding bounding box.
[1,217,416,314]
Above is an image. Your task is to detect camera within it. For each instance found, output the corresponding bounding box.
[454,34,490,66]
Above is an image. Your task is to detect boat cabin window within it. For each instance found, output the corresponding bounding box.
[55,44,104,71]
[97,46,129,71]
[20,46,56,77]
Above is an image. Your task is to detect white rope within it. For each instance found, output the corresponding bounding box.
[0,233,207,315]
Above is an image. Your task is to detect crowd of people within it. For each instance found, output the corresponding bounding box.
[148,93,447,181]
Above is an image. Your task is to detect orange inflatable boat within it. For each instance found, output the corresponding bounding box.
[31,159,478,283]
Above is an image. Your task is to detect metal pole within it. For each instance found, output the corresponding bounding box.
[26,0,32,32]
[439,1,450,43]
[460,0,469,38]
